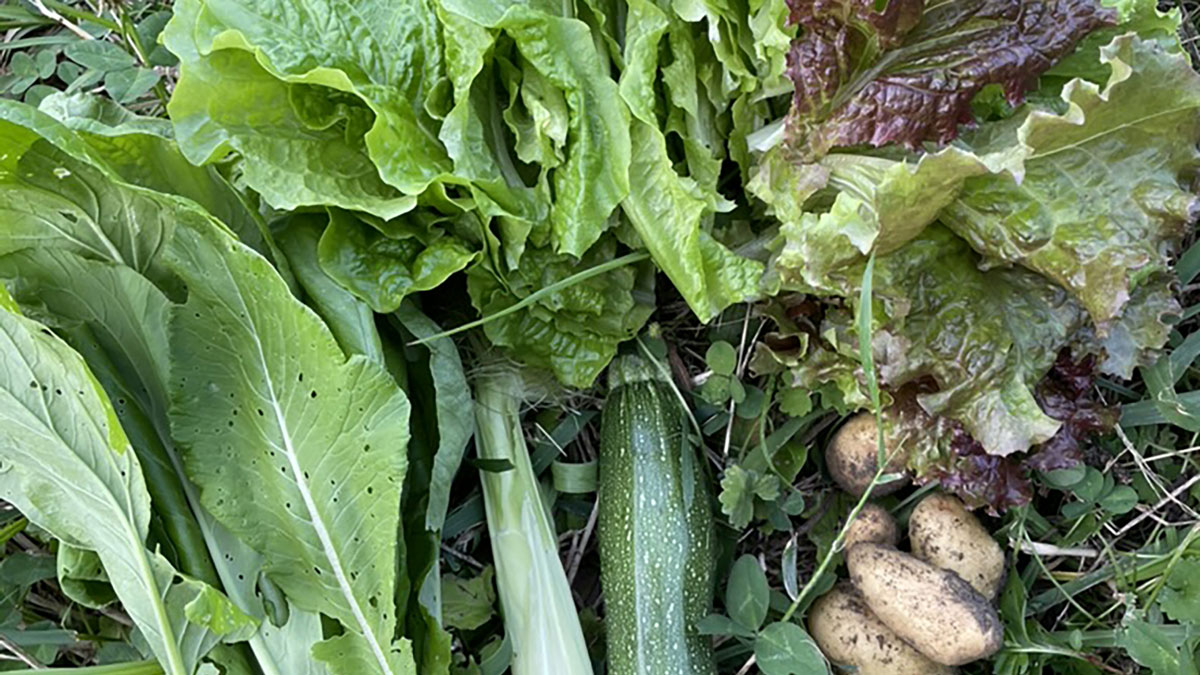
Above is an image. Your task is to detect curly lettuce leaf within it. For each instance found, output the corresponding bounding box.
[806,226,1084,456]
[317,209,477,314]
[784,0,1114,158]
[466,237,654,388]
[1048,0,1183,82]
[945,35,1200,326]
[893,353,1116,513]
[764,34,1196,474]
[752,143,1019,293]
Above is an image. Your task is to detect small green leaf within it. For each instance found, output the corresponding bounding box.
[781,490,805,516]
[104,67,160,104]
[1099,486,1139,515]
[1159,559,1200,624]
[65,41,136,72]
[22,85,56,107]
[442,567,496,631]
[698,374,733,405]
[1073,468,1104,503]
[781,539,799,601]
[718,465,756,528]
[729,377,747,404]
[1061,501,1092,520]
[64,68,104,94]
[726,555,770,632]
[1117,615,1196,675]
[56,61,82,83]
[6,75,35,95]
[753,473,781,501]
[754,622,829,675]
[9,52,37,78]
[735,385,765,419]
[778,388,813,418]
[696,614,756,639]
[707,341,737,376]
[1042,464,1087,488]
[34,49,56,78]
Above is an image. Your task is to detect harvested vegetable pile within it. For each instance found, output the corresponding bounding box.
[0,0,1199,673]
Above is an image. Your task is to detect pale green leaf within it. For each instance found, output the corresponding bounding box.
[754,622,829,675]
[0,303,246,675]
[167,219,415,674]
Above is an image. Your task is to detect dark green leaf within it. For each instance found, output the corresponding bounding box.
[65,41,136,72]
[726,555,769,632]
[695,614,756,639]
[442,568,496,632]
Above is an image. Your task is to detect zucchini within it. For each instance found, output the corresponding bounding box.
[598,354,716,675]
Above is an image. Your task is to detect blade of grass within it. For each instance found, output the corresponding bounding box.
[409,251,649,346]
[780,254,897,622]
[1178,238,1200,285]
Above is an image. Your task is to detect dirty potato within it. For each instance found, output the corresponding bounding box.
[825,413,907,497]
[846,543,1003,666]
[809,583,955,675]
[910,493,1006,599]
[843,503,900,551]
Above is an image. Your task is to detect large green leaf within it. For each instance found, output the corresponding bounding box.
[36,92,282,270]
[0,102,186,285]
[0,303,253,675]
[167,218,415,674]
[162,0,437,217]
[0,99,336,675]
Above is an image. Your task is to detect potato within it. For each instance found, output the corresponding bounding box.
[826,413,907,496]
[847,543,1003,666]
[809,583,956,675]
[843,503,899,551]
[910,493,1006,599]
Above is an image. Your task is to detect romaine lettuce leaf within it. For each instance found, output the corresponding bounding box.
[162,0,442,217]
[440,1,631,258]
[619,1,763,322]
[317,209,477,314]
